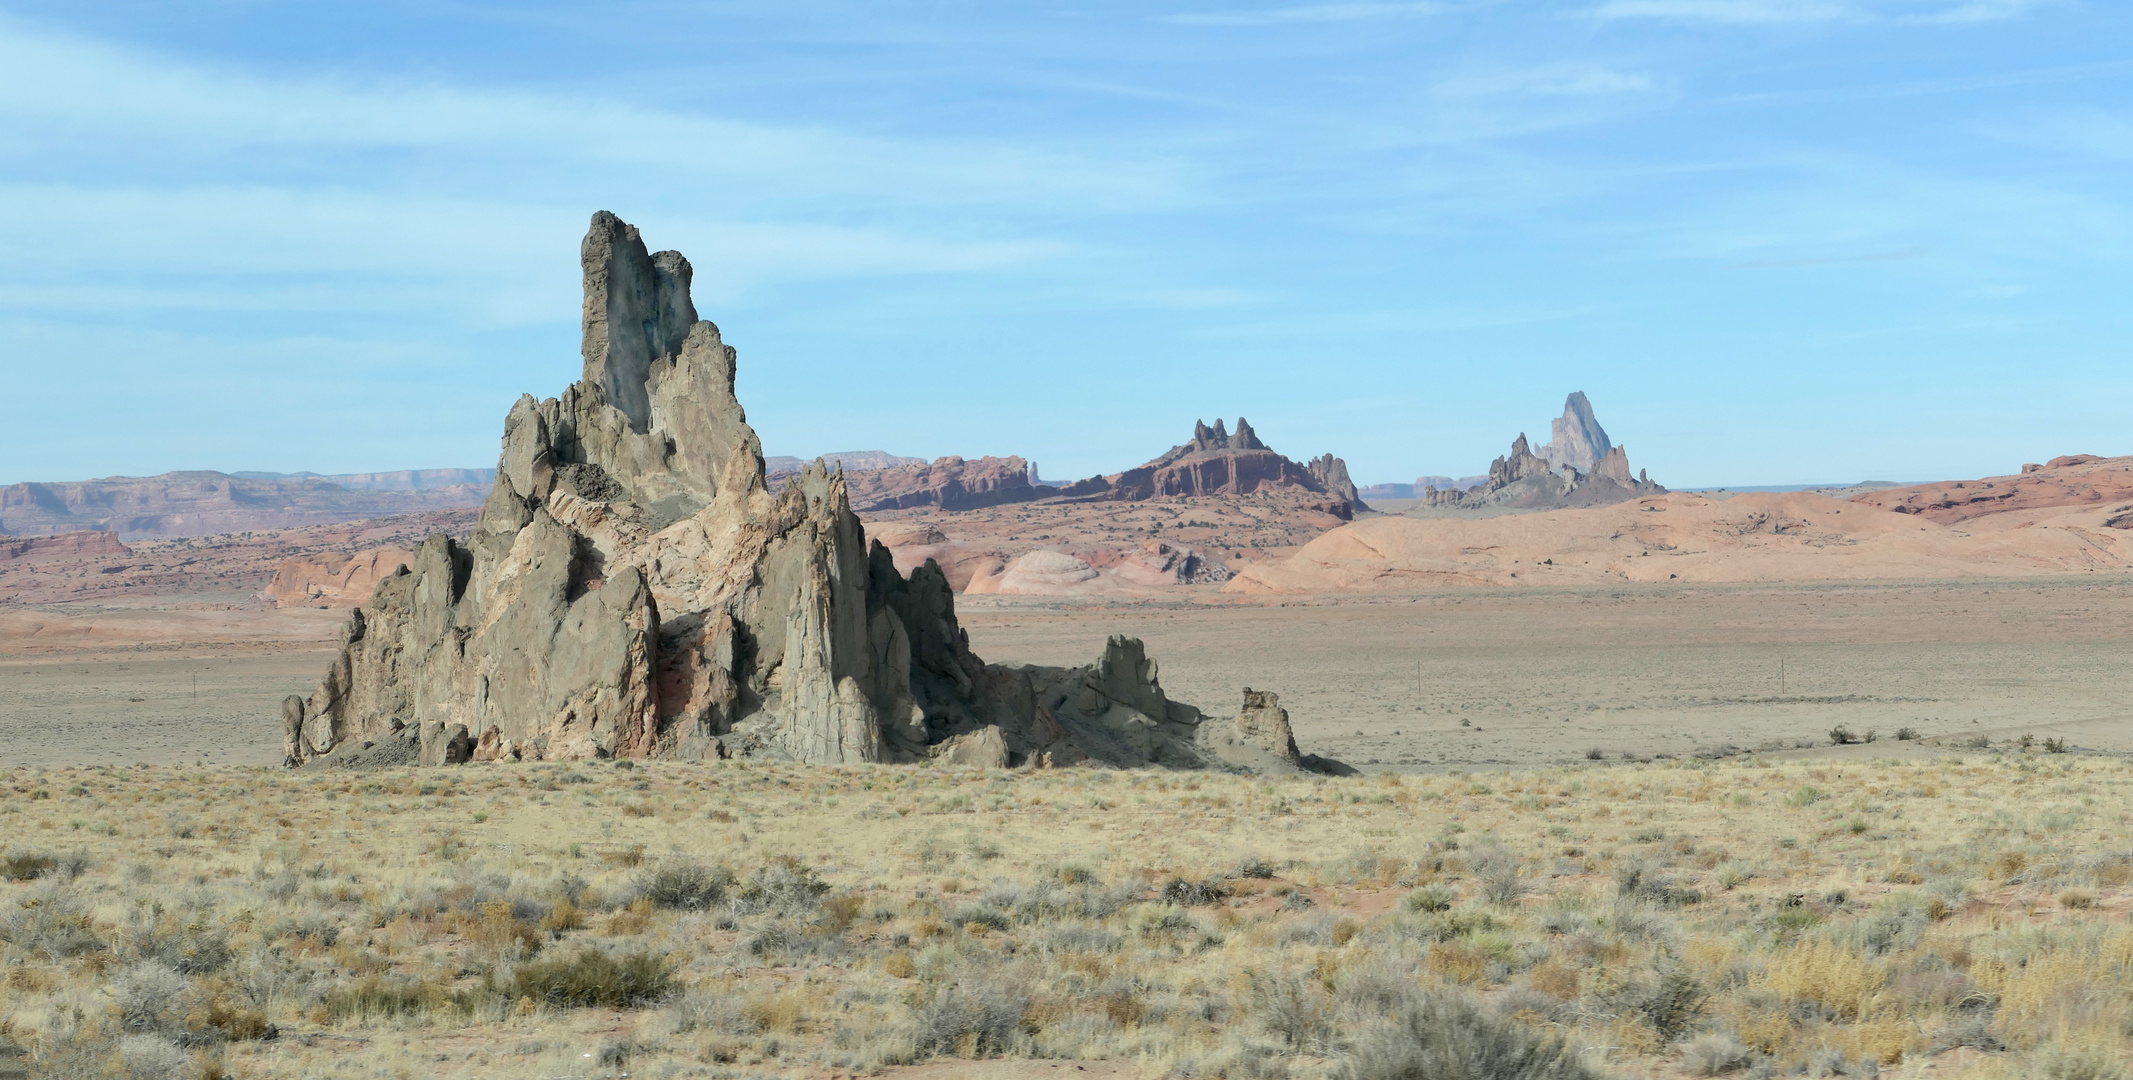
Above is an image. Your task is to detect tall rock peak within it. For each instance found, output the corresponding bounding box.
[581,211,700,434]
[282,212,1331,775]
[1538,391,1611,473]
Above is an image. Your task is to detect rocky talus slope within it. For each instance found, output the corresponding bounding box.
[284,213,1338,776]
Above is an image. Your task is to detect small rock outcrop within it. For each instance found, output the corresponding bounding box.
[265,548,414,607]
[1057,419,1362,517]
[286,213,1338,776]
[1306,454,1366,510]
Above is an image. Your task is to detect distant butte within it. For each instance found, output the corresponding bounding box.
[1058,417,1364,517]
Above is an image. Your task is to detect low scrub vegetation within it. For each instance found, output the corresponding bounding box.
[2,750,2130,1077]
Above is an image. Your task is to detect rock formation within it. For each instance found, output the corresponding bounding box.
[1056,419,1361,517]
[836,455,1045,513]
[265,548,415,607]
[1306,454,1366,510]
[1538,391,1611,473]
[1416,394,1661,512]
[0,530,131,564]
[285,212,1341,777]
[764,451,924,476]
[1422,433,1663,512]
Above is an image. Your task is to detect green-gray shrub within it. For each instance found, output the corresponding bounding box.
[1336,989,1600,1080]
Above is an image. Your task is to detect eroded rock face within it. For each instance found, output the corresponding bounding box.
[1423,429,1663,513]
[1306,454,1365,509]
[265,548,414,607]
[0,531,130,564]
[838,455,1044,513]
[1539,391,1611,473]
[289,212,1328,775]
[1057,418,1360,517]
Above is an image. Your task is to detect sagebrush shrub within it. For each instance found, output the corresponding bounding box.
[908,982,1030,1058]
[1336,989,1599,1080]
[508,948,673,1009]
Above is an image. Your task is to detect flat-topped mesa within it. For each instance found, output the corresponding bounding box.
[1057,417,1362,516]
[282,212,1344,777]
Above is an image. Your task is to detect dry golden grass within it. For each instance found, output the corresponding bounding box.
[3,751,2132,1079]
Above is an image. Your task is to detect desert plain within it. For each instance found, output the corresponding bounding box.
[8,575,2133,772]
[9,529,2133,1077]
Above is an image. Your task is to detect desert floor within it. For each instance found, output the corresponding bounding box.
[4,750,2131,1079]
[5,575,2130,770]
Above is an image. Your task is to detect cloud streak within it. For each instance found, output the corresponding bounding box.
[1587,0,2052,24]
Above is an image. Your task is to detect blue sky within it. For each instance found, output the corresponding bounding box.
[0,0,2127,489]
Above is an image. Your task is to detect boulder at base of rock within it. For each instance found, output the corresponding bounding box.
[1193,687,1348,774]
[934,725,1010,768]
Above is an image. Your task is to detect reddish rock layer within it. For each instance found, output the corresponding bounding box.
[841,455,1043,512]
[1850,454,2133,526]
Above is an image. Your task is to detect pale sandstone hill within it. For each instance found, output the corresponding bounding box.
[1228,490,2133,593]
[285,213,1336,776]
[863,489,1347,596]
[1849,454,2133,525]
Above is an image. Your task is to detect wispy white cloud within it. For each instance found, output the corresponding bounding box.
[1161,2,1450,26]
[1587,0,2052,24]
[0,15,1198,217]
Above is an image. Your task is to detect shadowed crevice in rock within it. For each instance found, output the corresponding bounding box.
[286,212,1343,776]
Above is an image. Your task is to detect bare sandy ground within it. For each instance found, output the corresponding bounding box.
[955,577,2133,771]
[10,575,2123,772]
